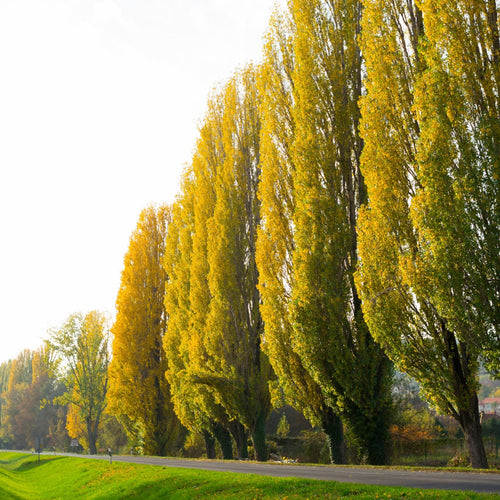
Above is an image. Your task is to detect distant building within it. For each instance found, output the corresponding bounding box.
[479,397,500,416]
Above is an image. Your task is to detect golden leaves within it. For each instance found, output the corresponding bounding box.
[108,205,176,453]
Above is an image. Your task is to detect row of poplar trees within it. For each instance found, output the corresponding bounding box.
[107,0,499,469]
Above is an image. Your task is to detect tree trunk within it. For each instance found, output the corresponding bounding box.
[87,420,98,455]
[459,399,489,469]
[203,430,216,459]
[212,422,233,460]
[321,405,346,464]
[251,411,267,461]
[229,420,248,460]
[344,352,392,465]
[349,406,389,465]
[444,327,489,469]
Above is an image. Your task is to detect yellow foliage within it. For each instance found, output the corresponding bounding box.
[256,4,328,426]
[165,66,272,460]
[108,205,184,456]
[66,402,87,447]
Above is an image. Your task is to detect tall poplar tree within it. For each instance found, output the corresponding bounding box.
[165,92,253,459]
[413,0,499,375]
[108,205,185,456]
[190,95,246,459]
[164,166,234,459]
[256,6,345,463]
[195,67,272,462]
[290,0,392,464]
[357,0,497,468]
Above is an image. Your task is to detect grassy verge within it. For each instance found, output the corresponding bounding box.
[0,452,498,499]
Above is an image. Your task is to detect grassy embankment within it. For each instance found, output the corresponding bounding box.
[0,452,498,499]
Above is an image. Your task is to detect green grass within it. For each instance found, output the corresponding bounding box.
[0,452,498,499]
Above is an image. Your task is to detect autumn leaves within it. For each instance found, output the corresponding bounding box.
[109,0,498,468]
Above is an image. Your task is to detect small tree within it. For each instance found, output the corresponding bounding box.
[47,311,110,454]
[277,414,290,439]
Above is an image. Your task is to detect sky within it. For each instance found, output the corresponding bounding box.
[0,0,283,364]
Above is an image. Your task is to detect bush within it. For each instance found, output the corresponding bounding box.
[447,452,470,468]
[182,431,206,458]
[299,430,330,464]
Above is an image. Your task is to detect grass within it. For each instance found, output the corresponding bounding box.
[0,452,498,499]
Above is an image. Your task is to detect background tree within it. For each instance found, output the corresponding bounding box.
[0,348,66,450]
[290,0,393,465]
[0,350,34,448]
[30,346,68,450]
[356,0,495,468]
[47,311,110,455]
[0,359,12,445]
[108,205,185,456]
[256,5,345,463]
[391,372,443,442]
[0,360,13,393]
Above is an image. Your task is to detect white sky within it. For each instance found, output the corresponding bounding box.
[0,0,282,364]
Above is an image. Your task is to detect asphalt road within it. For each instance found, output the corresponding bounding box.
[60,453,500,494]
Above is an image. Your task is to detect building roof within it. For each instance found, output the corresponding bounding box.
[480,397,500,404]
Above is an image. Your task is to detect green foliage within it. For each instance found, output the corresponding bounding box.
[181,430,207,459]
[298,430,331,464]
[97,413,128,454]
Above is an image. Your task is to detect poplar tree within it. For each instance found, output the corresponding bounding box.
[108,206,185,456]
[164,167,234,459]
[165,94,251,459]
[164,169,202,444]
[357,0,497,468]
[290,0,392,464]
[196,67,272,461]
[413,0,499,376]
[256,6,345,463]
